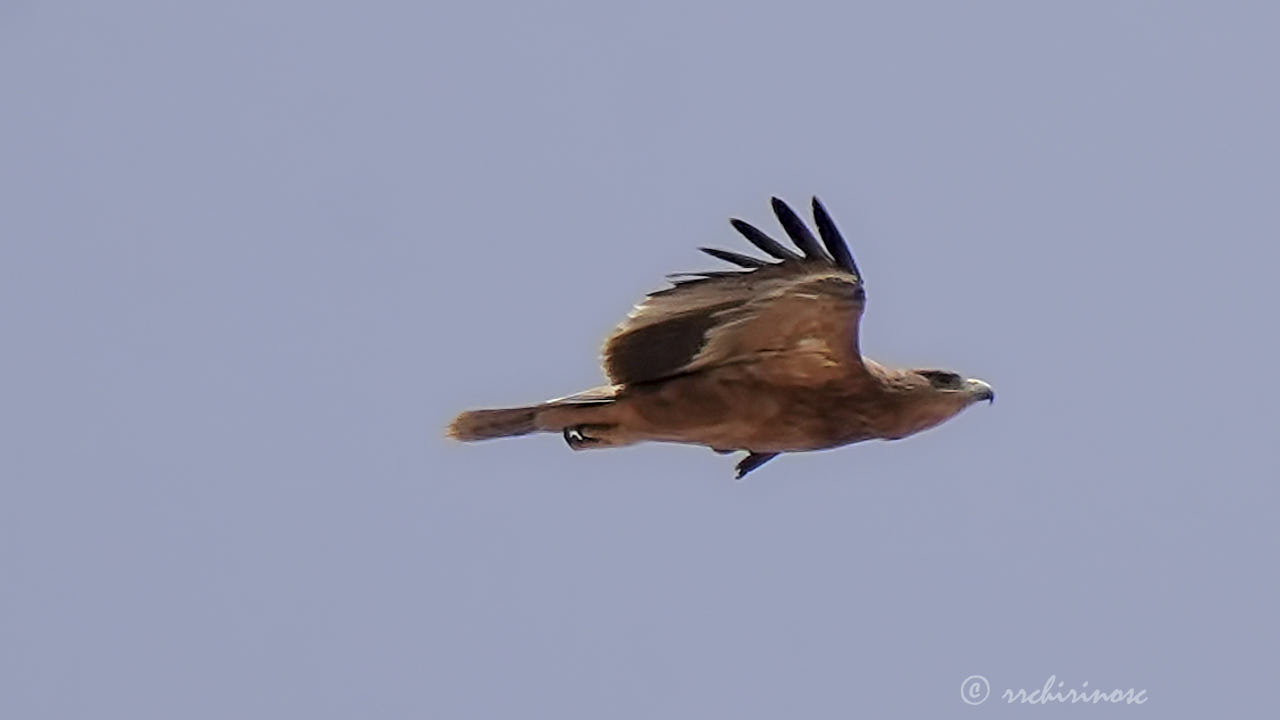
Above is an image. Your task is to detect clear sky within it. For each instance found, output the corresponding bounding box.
[3,1,1277,717]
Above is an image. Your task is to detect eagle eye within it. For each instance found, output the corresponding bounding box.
[919,370,961,388]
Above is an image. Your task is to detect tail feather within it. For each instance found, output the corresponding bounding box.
[448,406,539,441]
[450,388,620,442]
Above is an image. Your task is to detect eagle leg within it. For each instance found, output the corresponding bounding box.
[563,426,593,449]
[735,452,780,479]
[563,424,620,450]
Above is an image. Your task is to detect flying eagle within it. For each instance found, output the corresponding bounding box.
[449,197,993,478]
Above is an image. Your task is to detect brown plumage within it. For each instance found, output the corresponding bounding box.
[449,197,993,478]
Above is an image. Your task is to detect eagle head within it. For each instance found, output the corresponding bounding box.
[914,369,995,405]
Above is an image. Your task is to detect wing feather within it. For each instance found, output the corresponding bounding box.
[699,247,768,268]
[812,196,861,277]
[729,218,802,261]
[771,196,830,261]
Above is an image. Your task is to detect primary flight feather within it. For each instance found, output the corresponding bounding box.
[449,196,993,478]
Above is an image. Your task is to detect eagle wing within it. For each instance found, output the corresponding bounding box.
[603,197,867,387]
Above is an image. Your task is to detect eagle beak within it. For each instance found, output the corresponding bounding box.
[965,379,995,405]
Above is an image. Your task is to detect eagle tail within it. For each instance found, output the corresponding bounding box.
[450,387,620,442]
[448,406,541,441]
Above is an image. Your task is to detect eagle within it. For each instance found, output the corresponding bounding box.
[448,197,993,478]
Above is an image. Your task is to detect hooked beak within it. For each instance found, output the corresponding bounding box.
[965,378,995,404]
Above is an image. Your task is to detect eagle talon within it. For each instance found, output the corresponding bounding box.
[735,451,780,479]
[563,426,595,449]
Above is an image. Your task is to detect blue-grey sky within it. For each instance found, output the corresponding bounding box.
[3,1,1278,717]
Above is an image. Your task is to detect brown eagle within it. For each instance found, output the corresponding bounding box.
[449,197,993,478]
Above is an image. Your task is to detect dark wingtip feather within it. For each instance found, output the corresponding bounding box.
[699,247,768,268]
[729,218,801,261]
[665,270,743,286]
[770,197,830,262]
[811,196,861,279]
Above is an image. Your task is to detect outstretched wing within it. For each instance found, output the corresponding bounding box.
[603,197,867,387]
